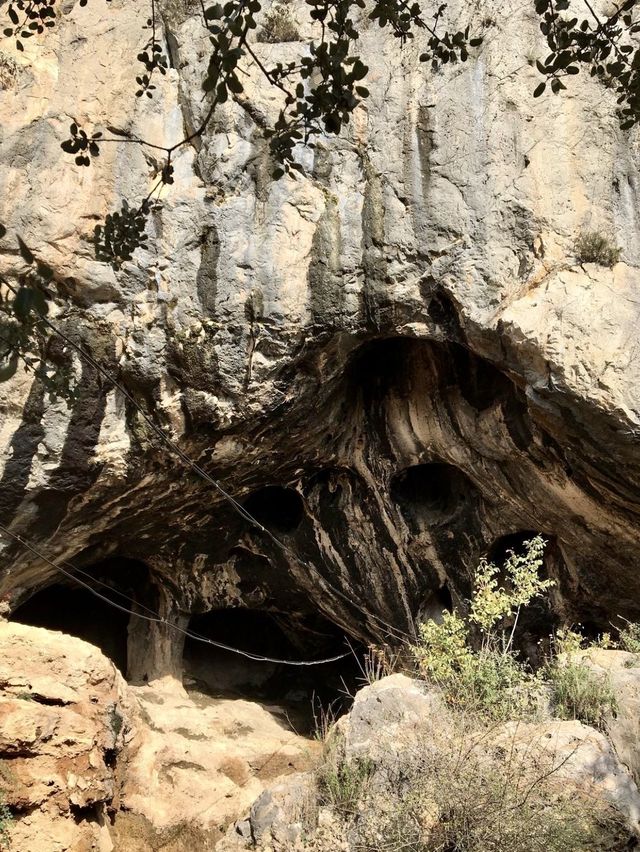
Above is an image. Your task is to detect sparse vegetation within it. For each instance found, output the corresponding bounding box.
[575,231,622,267]
[316,734,373,818]
[547,657,617,730]
[619,620,640,654]
[0,791,12,849]
[412,536,550,720]
[308,717,630,852]
[257,1,299,44]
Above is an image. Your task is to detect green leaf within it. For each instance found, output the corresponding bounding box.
[533,81,546,98]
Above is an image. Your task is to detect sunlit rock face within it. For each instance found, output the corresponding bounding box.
[1,0,640,669]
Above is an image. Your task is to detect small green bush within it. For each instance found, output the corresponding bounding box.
[619,621,640,654]
[575,231,621,267]
[257,2,299,43]
[413,535,550,720]
[547,658,617,729]
[316,736,374,818]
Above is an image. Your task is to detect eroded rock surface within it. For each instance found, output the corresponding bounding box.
[0,622,318,851]
[0,0,640,668]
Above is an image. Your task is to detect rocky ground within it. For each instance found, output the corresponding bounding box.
[3,621,640,851]
[0,622,319,851]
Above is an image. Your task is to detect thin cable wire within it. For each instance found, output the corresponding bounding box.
[0,523,351,666]
[6,301,412,644]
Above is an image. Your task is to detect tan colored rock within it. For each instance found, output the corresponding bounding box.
[0,622,320,851]
[122,681,320,840]
[576,648,640,785]
[232,676,640,850]
[0,622,133,852]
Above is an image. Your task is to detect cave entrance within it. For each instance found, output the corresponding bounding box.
[10,557,156,679]
[182,608,363,734]
[391,462,477,528]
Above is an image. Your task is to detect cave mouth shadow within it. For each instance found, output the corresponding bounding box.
[391,462,477,528]
[9,557,156,679]
[182,608,365,736]
[242,485,305,533]
[484,531,564,663]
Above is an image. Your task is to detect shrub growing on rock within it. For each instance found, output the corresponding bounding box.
[547,657,617,729]
[575,231,621,267]
[618,620,640,654]
[307,715,630,852]
[257,2,299,43]
[412,536,551,720]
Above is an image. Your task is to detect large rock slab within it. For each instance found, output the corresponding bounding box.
[0,622,319,851]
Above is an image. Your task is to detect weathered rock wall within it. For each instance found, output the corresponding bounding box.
[1,0,640,670]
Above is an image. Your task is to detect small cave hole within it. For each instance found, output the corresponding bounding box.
[487,531,542,568]
[419,584,453,623]
[10,558,156,679]
[391,463,475,527]
[449,343,514,412]
[182,608,364,734]
[243,485,304,533]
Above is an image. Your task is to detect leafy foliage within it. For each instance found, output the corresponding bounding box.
[413,536,550,720]
[619,620,640,653]
[2,0,62,52]
[534,0,640,130]
[469,535,552,639]
[136,10,168,98]
[60,122,102,167]
[93,199,151,269]
[5,0,481,264]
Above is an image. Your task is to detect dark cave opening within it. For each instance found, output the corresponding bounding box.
[10,557,156,679]
[12,584,129,674]
[243,485,305,533]
[391,462,476,527]
[182,608,364,733]
[487,531,543,567]
[449,343,515,412]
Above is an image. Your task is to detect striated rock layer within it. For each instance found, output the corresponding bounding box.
[1,0,640,678]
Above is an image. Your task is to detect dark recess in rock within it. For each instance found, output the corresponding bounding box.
[12,583,130,674]
[182,607,363,730]
[485,531,564,659]
[449,343,514,411]
[391,462,476,527]
[10,557,156,678]
[243,485,304,533]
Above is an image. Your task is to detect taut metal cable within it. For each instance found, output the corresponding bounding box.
[0,523,351,666]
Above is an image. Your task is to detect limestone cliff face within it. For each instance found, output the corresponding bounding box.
[1,0,640,669]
